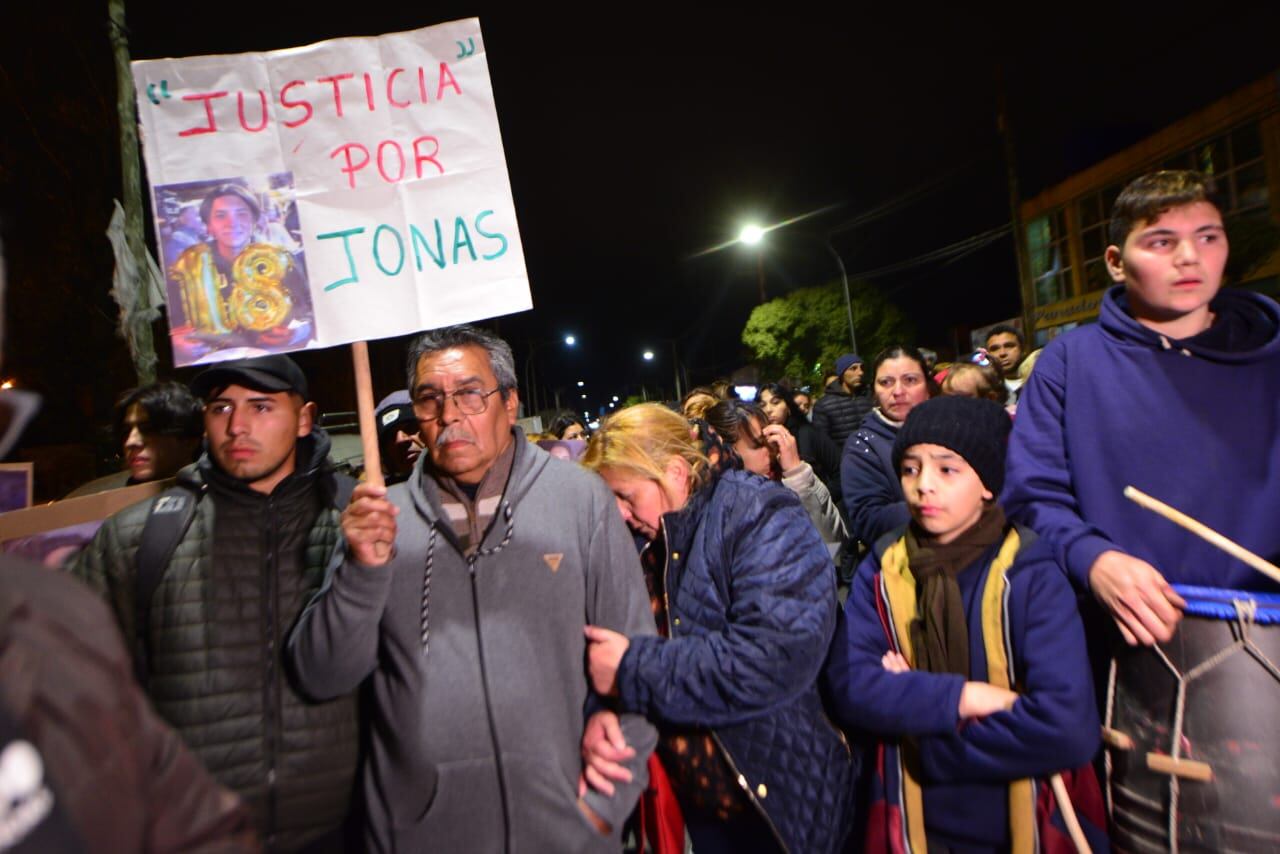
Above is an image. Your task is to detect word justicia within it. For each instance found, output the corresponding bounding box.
[173,63,464,138]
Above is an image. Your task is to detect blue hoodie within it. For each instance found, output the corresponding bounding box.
[1003,284,1280,593]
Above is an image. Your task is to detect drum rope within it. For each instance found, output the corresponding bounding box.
[1235,598,1280,684]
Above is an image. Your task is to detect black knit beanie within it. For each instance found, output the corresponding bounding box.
[891,396,1011,494]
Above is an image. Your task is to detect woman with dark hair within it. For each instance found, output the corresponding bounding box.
[66,381,204,497]
[755,383,841,493]
[580,404,856,854]
[841,346,937,547]
[547,411,588,441]
[705,400,846,549]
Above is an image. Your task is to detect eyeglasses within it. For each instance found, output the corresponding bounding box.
[412,387,504,419]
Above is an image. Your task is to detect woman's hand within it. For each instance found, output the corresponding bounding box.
[584,625,630,696]
[762,423,801,471]
[577,710,635,797]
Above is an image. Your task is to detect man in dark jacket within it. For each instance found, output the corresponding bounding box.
[812,353,872,449]
[69,355,358,852]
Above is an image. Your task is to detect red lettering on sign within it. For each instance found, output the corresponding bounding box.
[177,91,228,137]
[316,73,355,117]
[386,68,411,108]
[237,90,269,132]
[279,80,313,128]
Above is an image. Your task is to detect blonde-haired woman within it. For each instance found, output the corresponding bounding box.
[580,403,856,854]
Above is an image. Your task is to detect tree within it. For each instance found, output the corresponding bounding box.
[742,280,912,386]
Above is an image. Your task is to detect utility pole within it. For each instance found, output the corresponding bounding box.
[996,65,1036,342]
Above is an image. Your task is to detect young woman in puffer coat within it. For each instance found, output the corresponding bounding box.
[580,403,857,854]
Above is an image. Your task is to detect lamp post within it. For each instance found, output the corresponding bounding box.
[739,224,767,303]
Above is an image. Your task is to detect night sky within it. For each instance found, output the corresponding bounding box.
[1,6,1274,463]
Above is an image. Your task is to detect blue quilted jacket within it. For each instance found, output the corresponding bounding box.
[616,469,858,853]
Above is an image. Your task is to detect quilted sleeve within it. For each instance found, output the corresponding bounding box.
[615,483,837,727]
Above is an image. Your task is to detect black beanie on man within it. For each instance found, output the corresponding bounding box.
[891,395,1011,495]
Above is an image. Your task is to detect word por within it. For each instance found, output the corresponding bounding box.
[177,63,462,138]
[331,136,444,189]
[318,210,509,291]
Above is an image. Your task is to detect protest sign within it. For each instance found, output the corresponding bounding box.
[133,18,530,366]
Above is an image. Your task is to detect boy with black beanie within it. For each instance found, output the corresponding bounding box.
[826,395,1106,852]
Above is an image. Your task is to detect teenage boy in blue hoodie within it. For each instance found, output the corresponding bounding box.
[1003,170,1280,646]
[827,395,1104,853]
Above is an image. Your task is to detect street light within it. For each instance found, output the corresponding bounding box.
[576,380,584,387]
[736,219,857,353]
[642,350,655,361]
[564,334,576,346]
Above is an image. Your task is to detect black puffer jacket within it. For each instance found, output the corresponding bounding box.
[811,380,873,448]
[69,429,358,852]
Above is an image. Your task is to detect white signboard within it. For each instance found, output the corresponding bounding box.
[133,18,530,366]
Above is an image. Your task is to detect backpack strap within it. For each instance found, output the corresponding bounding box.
[134,483,201,684]
[330,471,356,513]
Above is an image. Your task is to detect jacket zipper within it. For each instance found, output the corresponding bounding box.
[659,517,790,854]
[468,558,512,854]
[263,497,280,849]
[878,571,916,854]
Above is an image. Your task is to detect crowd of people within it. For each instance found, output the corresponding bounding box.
[4,168,1278,853]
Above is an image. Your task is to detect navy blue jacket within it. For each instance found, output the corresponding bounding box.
[841,411,909,547]
[1003,285,1280,592]
[826,526,1099,849]
[616,469,857,854]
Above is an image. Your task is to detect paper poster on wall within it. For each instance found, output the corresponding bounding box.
[133,18,530,366]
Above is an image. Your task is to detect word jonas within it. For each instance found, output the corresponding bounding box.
[318,210,510,291]
[177,63,463,138]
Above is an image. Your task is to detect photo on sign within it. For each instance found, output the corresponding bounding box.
[155,173,316,363]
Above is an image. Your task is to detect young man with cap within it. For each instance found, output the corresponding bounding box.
[69,354,359,852]
[812,352,872,449]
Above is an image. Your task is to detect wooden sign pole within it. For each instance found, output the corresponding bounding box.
[351,341,385,490]
[351,341,392,559]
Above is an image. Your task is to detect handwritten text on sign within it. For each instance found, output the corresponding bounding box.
[133,20,530,366]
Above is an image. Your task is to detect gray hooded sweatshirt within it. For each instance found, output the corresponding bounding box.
[288,432,657,852]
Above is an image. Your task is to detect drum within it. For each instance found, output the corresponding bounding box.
[1104,585,1280,853]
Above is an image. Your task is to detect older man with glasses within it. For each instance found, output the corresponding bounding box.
[289,324,657,853]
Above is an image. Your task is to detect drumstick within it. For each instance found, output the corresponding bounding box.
[1050,773,1092,854]
[1123,486,1280,586]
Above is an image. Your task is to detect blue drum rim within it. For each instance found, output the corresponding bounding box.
[1172,584,1280,624]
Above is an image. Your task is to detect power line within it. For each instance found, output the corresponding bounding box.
[844,223,1011,280]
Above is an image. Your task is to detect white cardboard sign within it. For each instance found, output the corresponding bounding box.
[132,18,530,365]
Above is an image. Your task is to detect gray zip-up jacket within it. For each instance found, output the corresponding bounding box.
[288,432,657,853]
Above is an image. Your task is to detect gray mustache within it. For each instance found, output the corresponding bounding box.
[436,425,476,448]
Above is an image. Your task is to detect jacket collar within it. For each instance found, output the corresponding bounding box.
[1099,284,1280,363]
[190,426,334,500]
[409,425,548,526]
